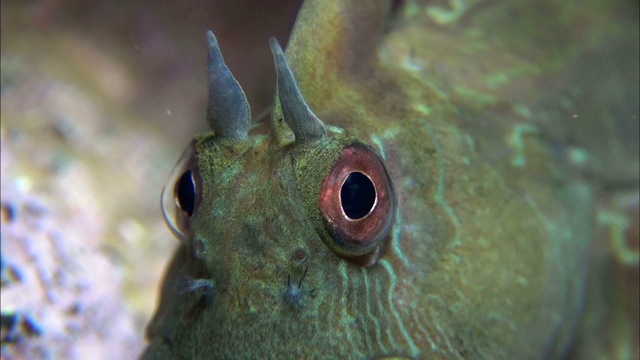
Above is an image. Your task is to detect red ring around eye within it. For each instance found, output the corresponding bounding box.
[318,143,396,257]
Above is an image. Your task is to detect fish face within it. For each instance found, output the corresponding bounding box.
[144,31,405,358]
[150,135,399,358]
[143,0,638,358]
[145,30,560,359]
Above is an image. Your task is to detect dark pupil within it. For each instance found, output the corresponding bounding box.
[340,172,376,219]
[176,170,195,216]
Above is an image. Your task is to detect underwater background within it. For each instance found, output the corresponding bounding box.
[1,0,638,359]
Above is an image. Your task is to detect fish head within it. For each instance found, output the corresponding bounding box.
[146,23,405,357]
[140,0,634,357]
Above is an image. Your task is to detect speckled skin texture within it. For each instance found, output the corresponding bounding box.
[143,0,638,358]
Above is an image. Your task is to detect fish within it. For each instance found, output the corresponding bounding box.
[142,0,639,358]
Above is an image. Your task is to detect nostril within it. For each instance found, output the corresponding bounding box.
[281,267,315,309]
[293,248,308,262]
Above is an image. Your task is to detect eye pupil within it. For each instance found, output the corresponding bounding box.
[340,172,376,220]
[176,170,196,216]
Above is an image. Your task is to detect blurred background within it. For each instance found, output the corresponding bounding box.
[1,1,301,358]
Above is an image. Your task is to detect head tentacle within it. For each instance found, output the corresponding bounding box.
[269,38,327,144]
[206,30,251,139]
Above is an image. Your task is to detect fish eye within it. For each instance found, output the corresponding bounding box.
[176,170,196,216]
[161,144,202,242]
[340,172,376,219]
[319,143,396,257]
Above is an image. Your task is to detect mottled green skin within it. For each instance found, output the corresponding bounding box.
[144,0,638,358]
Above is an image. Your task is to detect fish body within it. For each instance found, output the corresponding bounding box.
[143,0,638,358]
